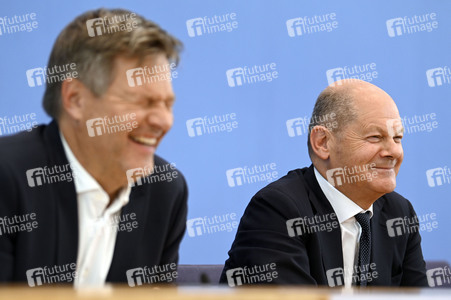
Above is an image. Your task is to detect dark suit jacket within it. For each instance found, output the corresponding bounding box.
[220,166,427,286]
[0,121,188,283]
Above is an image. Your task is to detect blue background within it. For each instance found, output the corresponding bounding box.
[1,0,450,265]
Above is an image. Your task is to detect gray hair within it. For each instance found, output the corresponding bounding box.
[307,84,358,158]
[43,8,182,119]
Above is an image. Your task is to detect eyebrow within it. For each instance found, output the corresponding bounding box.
[365,124,404,134]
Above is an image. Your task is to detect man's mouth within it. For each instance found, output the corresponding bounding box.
[130,136,157,147]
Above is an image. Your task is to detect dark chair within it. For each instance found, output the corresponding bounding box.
[177,264,224,285]
[177,261,451,287]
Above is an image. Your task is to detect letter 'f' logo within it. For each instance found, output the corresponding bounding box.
[126,168,145,187]
[326,268,344,287]
[226,268,245,287]
[326,168,344,187]
[26,168,45,187]
[26,268,45,287]
[186,18,204,37]
[126,268,145,287]
[426,267,445,287]
[126,68,145,87]
[226,68,244,87]
[86,18,105,37]
[226,168,244,187]
[386,18,404,37]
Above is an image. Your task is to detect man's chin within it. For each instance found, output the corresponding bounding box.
[371,180,397,194]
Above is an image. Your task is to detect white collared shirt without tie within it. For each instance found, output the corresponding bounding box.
[60,133,131,288]
[314,168,373,288]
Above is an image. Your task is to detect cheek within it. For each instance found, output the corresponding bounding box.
[335,141,368,161]
[167,112,174,129]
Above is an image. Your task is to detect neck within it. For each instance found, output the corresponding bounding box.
[316,165,382,210]
[59,120,126,202]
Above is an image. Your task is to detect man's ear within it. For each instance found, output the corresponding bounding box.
[60,79,88,121]
[310,125,331,160]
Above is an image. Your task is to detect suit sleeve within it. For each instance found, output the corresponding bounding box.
[160,173,188,266]
[0,162,19,281]
[220,188,318,285]
[400,200,428,287]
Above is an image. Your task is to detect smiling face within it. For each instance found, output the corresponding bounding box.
[328,83,404,200]
[61,53,175,192]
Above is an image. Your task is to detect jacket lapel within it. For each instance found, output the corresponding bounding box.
[43,121,79,268]
[304,165,344,276]
[370,196,393,285]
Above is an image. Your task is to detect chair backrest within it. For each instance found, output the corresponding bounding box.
[177,262,451,287]
[177,264,224,285]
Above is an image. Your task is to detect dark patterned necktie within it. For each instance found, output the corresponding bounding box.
[355,212,371,287]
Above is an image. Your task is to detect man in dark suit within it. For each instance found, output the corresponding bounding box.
[0,9,187,287]
[220,80,427,287]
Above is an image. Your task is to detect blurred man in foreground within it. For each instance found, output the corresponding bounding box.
[221,80,427,287]
[0,9,187,287]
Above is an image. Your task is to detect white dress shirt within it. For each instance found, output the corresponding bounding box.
[314,167,373,288]
[60,133,131,288]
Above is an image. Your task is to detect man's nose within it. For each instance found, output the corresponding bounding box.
[381,137,403,160]
[143,103,173,135]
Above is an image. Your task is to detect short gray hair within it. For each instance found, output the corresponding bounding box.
[307,85,358,158]
[43,8,182,119]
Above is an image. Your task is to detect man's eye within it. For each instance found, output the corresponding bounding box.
[367,136,381,142]
[166,101,174,109]
[394,136,403,143]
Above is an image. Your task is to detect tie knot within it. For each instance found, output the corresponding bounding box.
[355,212,371,228]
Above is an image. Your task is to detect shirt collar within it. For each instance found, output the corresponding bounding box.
[59,131,131,208]
[314,167,373,224]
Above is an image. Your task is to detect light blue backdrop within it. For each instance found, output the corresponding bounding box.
[1,0,450,265]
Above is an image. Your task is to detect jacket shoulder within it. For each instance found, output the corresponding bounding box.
[247,168,313,218]
[378,190,416,217]
[0,125,48,166]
